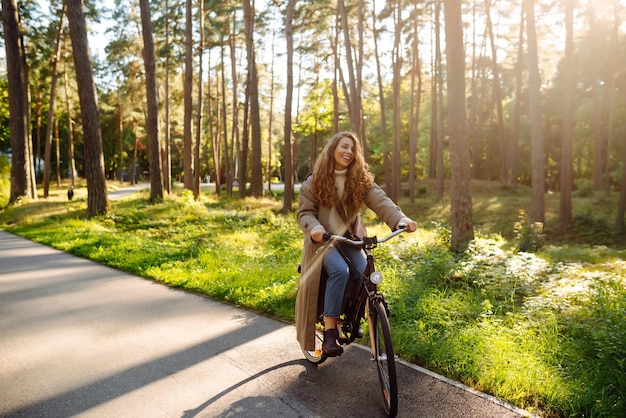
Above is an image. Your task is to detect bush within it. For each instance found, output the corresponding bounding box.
[0,154,10,207]
[574,178,594,197]
[513,209,544,252]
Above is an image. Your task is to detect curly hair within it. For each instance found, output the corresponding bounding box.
[310,131,374,213]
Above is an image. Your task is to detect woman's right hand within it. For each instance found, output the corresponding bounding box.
[310,225,327,243]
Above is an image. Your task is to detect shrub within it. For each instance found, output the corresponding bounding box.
[513,209,544,252]
[0,154,10,207]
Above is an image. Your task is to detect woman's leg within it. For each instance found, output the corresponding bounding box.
[322,245,350,320]
[321,244,366,356]
[341,244,367,279]
[321,245,350,356]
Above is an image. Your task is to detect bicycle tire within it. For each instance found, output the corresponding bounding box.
[302,321,327,364]
[371,299,398,417]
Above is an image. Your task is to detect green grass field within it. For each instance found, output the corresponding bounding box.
[1,181,625,417]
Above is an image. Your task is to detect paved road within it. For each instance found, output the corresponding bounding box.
[0,231,531,417]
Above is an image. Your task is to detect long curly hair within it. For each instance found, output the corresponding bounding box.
[310,131,374,213]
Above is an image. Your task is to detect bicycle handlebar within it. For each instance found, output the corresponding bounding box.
[322,225,407,246]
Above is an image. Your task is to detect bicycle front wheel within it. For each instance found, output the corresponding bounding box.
[302,321,327,364]
[371,299,398,417]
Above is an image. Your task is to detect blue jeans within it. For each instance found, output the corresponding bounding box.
[322,243,367,317]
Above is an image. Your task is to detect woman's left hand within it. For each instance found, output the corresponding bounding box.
[399,218,418,233]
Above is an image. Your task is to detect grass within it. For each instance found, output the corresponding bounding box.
[1,180,625,417]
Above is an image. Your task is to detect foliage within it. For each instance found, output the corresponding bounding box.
[2,185,626,417]
[513,209,545,252]
[0,154,10,207]
[0,76,9,152]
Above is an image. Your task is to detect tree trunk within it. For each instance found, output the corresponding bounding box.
[587,11,606,192]
[63,64,78,187]
[281,0,295,213]
[220,41,232,197]
[118,86,123,184]
[2,0,35,203]
[409,4,421,203]
[372,0,391,194]
[443,0,474,252]
[267,21,276,195]
[617,151,626,231]
[390,0,402,203]
[34,87,42,181]
[163,0,172,194]
[602,4,618,195]
[131,136,138,185]
[67,0,109,215]
[194,0,204,199]
[484,0,506,182]
[332,14,340,133]
[43,5,65,198]
[240,78,250,199]
[183,0,194,191]
[435,0,445,200]
[228,14,239,198]
[208,60,221,197]
[64,64,77,187]
[525,0,545,224]
[355,0,367,157]
[509,7,524,186]
[337,0,364,153]
[139,0,163,201]
[54,119,60,186]
[559,0,574,227]
[243,0,263,198]
[469,3,481,180]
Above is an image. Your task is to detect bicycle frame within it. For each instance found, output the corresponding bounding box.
[303,227,406,417]
[315,227,406,345]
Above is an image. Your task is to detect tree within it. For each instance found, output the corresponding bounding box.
[337,0,366,156]
[524,0,545,224]
[138,0,164,201]
[162,0,172,194]
[243,0,263,198]
[2,0,37,203]
[194,0,204,199]
[371,0,391,194]
[281,0,295,214]
[63,59,77,188]
[443,0,474,252]
[559,0,575,227]
[390,0,402,203]
[484,0,505,182]
[43,4,66,198]
[508,6,524,187]
[408,3,422,203]
[434,0,445,200]
[183,0,193,191]
[66,0,109,215]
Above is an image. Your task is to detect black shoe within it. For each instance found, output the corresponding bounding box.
[356,325,364,338]
[323,329,343,357]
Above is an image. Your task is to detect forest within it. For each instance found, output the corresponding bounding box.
[1,0,626,244]
[3,1,626,415]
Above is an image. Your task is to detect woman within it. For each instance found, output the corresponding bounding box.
[296,131,417,357]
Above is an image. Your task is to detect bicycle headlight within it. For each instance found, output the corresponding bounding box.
[370,271,383,284]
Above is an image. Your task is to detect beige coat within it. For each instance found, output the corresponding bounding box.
[295,175,408,350]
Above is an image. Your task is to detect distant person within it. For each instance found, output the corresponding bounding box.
[67,186,74,201]
[296,131,417,357]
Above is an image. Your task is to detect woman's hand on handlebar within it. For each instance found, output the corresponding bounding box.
[310,225,327,243]
[398,218,418,233]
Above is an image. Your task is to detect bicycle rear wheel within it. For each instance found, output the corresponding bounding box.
[371,299,398,417]
[302,321,327,364]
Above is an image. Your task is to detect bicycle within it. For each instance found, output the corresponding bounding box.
[300,226,407,417]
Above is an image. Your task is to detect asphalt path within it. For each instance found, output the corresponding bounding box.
[0,230,532,418]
